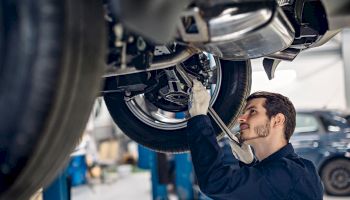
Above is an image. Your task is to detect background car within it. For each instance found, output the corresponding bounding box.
[290,109,350,196]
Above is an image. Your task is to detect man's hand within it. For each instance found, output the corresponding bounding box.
[229,138,255,164]
[189,80,210,117]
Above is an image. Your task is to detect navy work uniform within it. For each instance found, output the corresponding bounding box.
[187,115,324,200]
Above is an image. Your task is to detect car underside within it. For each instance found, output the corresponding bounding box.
[0,0,349,199]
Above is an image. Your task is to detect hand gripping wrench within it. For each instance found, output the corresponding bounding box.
[175,65,242,146]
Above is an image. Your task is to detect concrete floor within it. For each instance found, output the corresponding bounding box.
[72,171,348,200]
[72,172,152,200]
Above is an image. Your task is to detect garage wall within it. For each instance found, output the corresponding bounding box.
[250,33,347,111]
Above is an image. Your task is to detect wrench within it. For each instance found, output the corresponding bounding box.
[175,64,241,146]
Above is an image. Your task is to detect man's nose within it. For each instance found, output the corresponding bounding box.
[237,114,247,123]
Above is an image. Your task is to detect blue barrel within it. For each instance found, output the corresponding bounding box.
[137,145,153,169]
[67,155,88,186]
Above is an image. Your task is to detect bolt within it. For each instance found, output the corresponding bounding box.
[128,36,134,43]
[125,90,131,97]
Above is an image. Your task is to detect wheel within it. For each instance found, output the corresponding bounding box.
[321,159,350,196]
[0,0,106,199]
[104,58,251,152]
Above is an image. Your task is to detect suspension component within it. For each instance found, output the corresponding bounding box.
[159,69,189,106]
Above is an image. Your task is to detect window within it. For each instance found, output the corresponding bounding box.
[319,112,349,132]
[295,113,319,133]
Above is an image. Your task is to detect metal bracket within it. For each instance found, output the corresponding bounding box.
[263,58,282,80]
[177,7,209,42]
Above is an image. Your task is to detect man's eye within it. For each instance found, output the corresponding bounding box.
[250,110,256,114]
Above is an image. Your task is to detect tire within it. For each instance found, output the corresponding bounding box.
[0,0,105,199]
[104,59,251,152]
[321,159,350,196]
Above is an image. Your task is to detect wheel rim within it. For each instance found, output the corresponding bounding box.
[330,167,350,189]
[125,54,222,130]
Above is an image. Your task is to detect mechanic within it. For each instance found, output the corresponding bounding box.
[187,80,324,200]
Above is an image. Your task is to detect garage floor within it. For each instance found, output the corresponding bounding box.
[71,171,348,200]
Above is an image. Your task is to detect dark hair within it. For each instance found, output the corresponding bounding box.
[246,91,296,141]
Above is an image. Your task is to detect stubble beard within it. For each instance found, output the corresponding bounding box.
[254,120,270,137]
[239,120,270,143]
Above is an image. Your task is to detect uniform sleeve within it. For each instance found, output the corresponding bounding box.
[187,115,275,200]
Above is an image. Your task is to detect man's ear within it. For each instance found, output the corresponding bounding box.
[273,113,285,127]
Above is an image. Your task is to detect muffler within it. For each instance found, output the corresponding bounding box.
[177,1,295,60]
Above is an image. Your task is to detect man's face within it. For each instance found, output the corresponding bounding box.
[238,98,271,144]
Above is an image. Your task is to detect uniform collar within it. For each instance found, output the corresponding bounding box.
[258,143,295,164]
